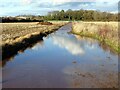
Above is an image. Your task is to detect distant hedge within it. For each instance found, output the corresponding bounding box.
[1,9,119,22]
[1,17,44,23]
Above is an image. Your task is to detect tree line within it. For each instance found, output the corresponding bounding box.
[1,15,44,23]
[45,9,118,21]
[0,9,119,22]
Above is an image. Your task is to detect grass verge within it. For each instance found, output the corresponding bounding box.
[72,22,120,53]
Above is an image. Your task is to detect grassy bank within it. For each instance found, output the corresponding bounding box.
[1,21,68,60]
[72,22,120,53]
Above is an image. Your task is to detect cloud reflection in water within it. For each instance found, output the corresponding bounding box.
[52,34,85,56]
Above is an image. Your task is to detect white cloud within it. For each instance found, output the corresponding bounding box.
[21,0,32,5]
[0,0,119,16]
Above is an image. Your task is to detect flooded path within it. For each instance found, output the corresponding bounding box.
[2,23,118,88]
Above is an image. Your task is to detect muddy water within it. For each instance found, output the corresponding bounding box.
[2,24,118,88]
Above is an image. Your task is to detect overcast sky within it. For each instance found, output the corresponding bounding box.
[0,0,119,16]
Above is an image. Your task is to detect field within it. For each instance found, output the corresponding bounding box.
[1,22,68,46]
[72,22,120,53]
[1,21,68,60]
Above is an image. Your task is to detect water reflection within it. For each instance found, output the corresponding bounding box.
[75,35,118,55]
[99,42,118,55]
[52,34,99,56]
[52,34,84,55]
[63,62,118,88]
[1,39,44,67]
[31,41,44,51]
[2,23,118,88]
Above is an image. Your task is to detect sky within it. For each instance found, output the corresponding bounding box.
[0,0,119,16]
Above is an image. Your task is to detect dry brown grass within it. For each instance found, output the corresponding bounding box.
[1,22,67,46]
[72,21,119,53]
[72,22,118,33]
